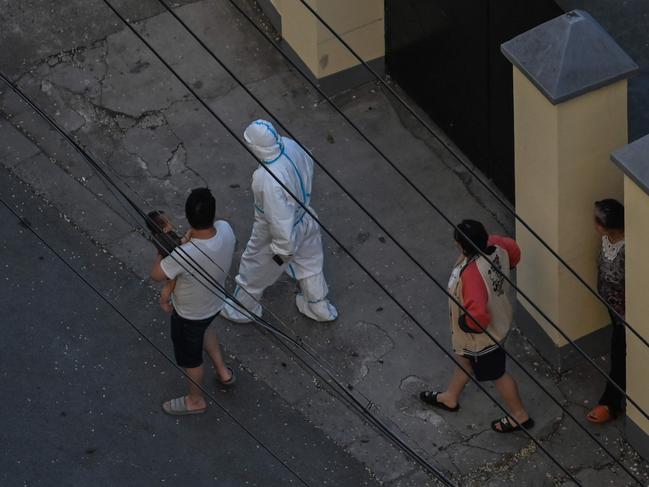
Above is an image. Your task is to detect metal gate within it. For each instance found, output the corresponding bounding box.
[385,0,564,202]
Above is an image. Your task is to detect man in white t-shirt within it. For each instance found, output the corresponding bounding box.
[150,187,236,416]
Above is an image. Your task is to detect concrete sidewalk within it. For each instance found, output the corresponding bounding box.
[2,0,649,485]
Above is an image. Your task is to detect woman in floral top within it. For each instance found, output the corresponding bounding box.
[587,199,625,424]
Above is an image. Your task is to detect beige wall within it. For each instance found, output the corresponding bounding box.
[281,0,319,74]
[513,67,561,343]
[513,67,625,346]
[625,176,649,433]
[280,0,384,79]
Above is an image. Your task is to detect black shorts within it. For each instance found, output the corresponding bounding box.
[466,347,506,381]
[170,310,219,368]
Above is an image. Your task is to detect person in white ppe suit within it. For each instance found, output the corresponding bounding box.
[223,119,338,323]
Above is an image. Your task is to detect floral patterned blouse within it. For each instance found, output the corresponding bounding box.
[597,235,625,317]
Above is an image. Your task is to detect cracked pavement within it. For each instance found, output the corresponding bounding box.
[2,0,649,485]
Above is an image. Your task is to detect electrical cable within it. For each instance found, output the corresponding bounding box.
[0,77,457,486]
[5,62,632,485]
[147,0,644,422]
[0,196,312,487]
[57,159,460,486]
[148,226,458,487]
[0,42,630,487]
[1,3,639,481]
[17,3,629,481]
[116,169,646,487]
[66,5,599,482]
[126,0,645,444]
[1,67,580,485]
[167,0,648,422]
[128,204,456,486]
[293,0,645,350]
[93,171,456,484]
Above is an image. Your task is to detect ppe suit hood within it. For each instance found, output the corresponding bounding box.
[244,119,283,163]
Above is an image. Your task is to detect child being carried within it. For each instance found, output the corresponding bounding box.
[146,210,182,313]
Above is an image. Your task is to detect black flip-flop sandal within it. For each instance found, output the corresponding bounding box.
[491,416,534,433]
[419,391,460,412]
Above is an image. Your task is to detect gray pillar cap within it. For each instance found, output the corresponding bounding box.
[612,135,649,197]
[501,10,638,105]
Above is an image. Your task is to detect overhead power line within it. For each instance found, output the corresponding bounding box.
[0,196,312,487]
[0,1,641,482]
[83,3,624,482]
[3,37,582,485]
[150,0,643,422]
[293,0,644,350]
[0,74,457,487]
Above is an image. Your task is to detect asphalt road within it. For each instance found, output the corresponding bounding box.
[0,167,380,487]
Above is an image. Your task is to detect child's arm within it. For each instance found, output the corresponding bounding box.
[159,278,176,314]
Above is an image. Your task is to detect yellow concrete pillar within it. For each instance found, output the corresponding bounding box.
[501,10,638,367]
[611,137,649,459]
[265,0,384,91]
[280,0,319,74]
[313,0,384,78]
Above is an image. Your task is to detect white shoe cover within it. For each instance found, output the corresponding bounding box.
[222,297,262,324]
[295,293,338,322]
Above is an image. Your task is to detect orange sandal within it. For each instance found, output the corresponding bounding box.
[586,404,613,423]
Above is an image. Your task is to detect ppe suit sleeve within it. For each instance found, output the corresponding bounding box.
[262,179,297,256]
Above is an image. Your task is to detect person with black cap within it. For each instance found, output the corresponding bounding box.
[419,219,533,433]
